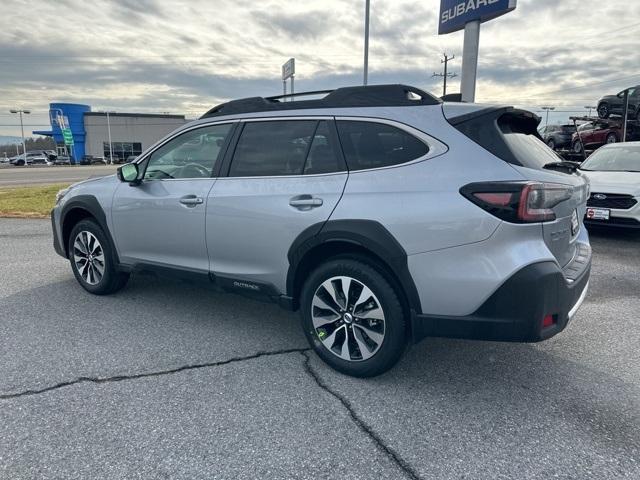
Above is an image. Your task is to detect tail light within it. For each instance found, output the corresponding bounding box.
[460,181,573,223]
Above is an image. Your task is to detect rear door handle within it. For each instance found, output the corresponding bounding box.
[289,195,323,210]
[179,195,204,206]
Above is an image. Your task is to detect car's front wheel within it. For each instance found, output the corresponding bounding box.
[68,219,129,295]
[300,258,406,377]
[547,139,555,150]
[606,133,618,144]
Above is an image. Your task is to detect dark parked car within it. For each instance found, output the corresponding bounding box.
[539,124,576,150]
[79,155,107,165]
[125,155,137,163]
[597,86,640,120]
[52,155,71,165]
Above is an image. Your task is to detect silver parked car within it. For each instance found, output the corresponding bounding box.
[51,85,592,377]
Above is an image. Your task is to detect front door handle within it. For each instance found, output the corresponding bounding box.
[179,195,204,206]
[289,195,323,210]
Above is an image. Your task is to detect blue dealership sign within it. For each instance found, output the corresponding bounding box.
[439,0,517,34]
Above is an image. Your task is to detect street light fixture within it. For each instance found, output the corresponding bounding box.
[541,106,555,127]
[9,109,31,165]
[584,106,596,117]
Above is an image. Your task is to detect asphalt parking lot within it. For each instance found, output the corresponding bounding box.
[0,219,638,479]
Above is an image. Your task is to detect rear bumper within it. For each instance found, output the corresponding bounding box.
[412,254,591,344]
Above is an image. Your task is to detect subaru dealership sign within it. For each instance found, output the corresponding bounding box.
[439,0,517,34]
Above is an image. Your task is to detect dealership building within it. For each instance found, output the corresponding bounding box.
[34,103,187,163]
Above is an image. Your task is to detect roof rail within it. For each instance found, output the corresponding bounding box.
[200,84,441,119]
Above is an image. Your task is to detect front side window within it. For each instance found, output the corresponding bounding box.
[336,121,428,171]
[144,123,232,180]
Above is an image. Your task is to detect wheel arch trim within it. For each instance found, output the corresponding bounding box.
[60,195,120,264]
[286,219,423,314]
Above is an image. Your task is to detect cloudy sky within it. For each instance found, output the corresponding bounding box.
[0,0,638,137]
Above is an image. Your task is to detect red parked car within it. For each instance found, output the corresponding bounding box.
[572,120,621,153]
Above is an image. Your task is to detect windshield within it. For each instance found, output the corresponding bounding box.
[581,145,640,172]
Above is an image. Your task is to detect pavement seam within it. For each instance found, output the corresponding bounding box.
[0,347,310,400]
[300,350,423,480]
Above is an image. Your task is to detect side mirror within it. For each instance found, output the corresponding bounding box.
[117,163,139,183]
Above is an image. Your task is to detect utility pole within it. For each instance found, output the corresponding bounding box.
[541,106,555,126]
[9,109,31,165]
[432,53,457,96]
[363,0,370,85]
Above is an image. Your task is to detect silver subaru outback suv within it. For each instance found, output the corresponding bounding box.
[52,85,591,377]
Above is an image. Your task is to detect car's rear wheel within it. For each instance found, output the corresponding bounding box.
[300,258,406,377]
[547,139,555,150]
[572,140,583,153]
[68,219,129,295]
[606,133,618,144]
[597,103,609,119]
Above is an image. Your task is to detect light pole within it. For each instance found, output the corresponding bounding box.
[363,0,370,85]
[97,111,116,163]
[584,106,596,117]
[9,109,30,165]
[541,106,555,126]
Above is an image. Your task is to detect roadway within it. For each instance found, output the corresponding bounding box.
[0,165,118,187]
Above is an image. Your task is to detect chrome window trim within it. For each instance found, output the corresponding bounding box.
[135,115,448,181]
[221,115,447,180]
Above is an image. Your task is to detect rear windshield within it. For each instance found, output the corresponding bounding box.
[501,132,561,169]
[450,109,560,170]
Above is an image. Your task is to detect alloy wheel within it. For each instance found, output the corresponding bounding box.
[73,231,105,285]
[311,276,386,362]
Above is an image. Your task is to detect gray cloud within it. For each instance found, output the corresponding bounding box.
[0,0,638,136]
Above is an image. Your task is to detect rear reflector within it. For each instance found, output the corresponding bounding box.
[542,315,556,328]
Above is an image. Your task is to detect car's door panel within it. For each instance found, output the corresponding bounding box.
[206,118,347,293]
[112,179,215,271]
[111,123,234,272]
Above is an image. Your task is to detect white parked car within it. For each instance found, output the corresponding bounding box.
[580,142,640,229]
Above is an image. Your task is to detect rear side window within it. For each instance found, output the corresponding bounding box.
[336,121,428,171]
[229,120,317,177]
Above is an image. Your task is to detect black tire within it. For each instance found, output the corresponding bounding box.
[68,219,129,295]
[572,140,583,153]
[547,138,555,150]
[597,103,609,119]
[300,257,407,377]
[605,133,618,144]
[16,160,25,166]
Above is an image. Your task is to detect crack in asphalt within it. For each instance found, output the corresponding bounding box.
[1,345,421,479]
[300,351,423,480]
[0,347,310,400]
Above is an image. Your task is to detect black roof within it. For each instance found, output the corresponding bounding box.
[200,84,441,119]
